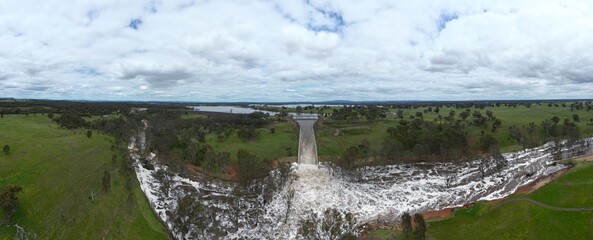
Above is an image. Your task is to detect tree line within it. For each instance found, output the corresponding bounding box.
[336,106,585,170]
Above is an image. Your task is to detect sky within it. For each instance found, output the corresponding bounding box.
[1,0,593,102]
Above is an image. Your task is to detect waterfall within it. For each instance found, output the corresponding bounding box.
[296,118,319,165]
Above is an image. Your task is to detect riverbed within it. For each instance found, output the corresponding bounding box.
[129,120,593,239]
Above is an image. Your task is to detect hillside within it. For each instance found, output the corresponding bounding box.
[0,115,167,239]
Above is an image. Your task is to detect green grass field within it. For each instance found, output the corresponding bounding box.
[207,121,299,162]
[401,104,593,152]
[316,119,393,157]
[316,103,593,157]
[365,228,401,239]
[0,115,167,239]
[427,162,593,240]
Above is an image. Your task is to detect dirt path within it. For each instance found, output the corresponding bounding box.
[575,153,593,162]
[514,167,570,194]
[497,197,593,211]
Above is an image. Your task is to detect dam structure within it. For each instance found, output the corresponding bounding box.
[293,114,319,165]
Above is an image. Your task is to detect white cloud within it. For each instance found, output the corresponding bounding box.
[1,0,593,101]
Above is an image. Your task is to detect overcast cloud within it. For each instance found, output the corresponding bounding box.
[1,0,592,101]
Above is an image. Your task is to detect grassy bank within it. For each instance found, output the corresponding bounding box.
[427,162,593,239]
[316,119,392,157]
[0,115,167,239]
[206,121,299,163]
[316,103,593,158]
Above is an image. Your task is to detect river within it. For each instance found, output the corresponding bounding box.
[129,120,593,239]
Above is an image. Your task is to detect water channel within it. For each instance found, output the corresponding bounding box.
[130,111,593,239]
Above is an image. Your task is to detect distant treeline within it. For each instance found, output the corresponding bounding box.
[0,99,185,116]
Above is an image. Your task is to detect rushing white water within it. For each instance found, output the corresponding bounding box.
[296,118,319,165]
[129,121,593,239]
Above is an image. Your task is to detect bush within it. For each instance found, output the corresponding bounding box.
[54,112,88,129]
[236,149,269,184]
[102,170,111,192]
[414,213,426,240]
[479,134,497,152]
[237,127,259,141]
[573,114,580,122]
[0,185,23,223]
[2,144,9,156]
[401,212,412,238]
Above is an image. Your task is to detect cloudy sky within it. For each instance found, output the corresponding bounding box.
[1,0,593,102]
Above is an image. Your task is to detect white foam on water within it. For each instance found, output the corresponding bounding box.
[130,121,593,239]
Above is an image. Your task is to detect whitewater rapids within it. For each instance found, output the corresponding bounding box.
[129,122,592,239]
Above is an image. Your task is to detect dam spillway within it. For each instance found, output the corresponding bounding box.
[294,116,319,165]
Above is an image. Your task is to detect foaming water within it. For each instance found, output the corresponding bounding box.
[130,121,593,239]
[296,118,318,165]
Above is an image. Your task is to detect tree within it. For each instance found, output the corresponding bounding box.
[414,213,426,240]
[102,170,111,192]
[236,149,269,184]
[485,110,494,120]
[54,112,88,129]
[573,114,580,122]
[562,119,580,147]
[169,192,208,238]
[0,185,22,223]
[380,139,404,161]
[237,127,259,141]
[277,110,289,118]
[459,111,470,120]
[396,110,404,119]
[478,158,489,180]
[86,130,92,138]
[386,127,398,137]
[488,145,507,173]
[321,208,352,240]
[2,144,9,155]
[401,212,412,239]
[449,110,455,117]
[479,134,497,152]
[413,143,429,159]
[203,150,230,172]
[415,112,423,119]
[340,146,359,170]
[492,118,502,132]
[154,169,173,197]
